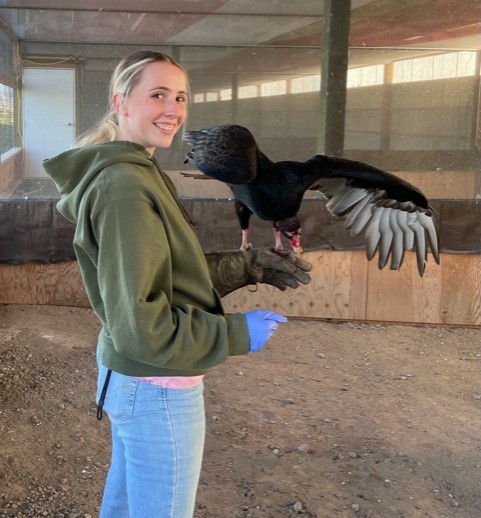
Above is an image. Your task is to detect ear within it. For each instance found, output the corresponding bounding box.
[113,92,128,116]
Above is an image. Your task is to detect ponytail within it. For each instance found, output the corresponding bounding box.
[73,110,119,148]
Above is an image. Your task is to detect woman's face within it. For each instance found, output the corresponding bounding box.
[114,61,188,154]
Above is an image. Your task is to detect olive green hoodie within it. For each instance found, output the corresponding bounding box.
[43,141,249,376]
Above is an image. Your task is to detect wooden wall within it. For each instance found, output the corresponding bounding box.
[1,169,479,326]
[393,170,480,200]
[0,250,479,326]
[223,251,481,326]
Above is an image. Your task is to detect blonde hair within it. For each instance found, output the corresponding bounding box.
[74,51,189,148]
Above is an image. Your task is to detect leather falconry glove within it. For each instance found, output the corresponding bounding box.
[204,248,312,297]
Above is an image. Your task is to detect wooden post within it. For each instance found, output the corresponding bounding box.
[231,74,238,123]
[380,63,394,152]
[317,0,351,156]
[473,51,481,198]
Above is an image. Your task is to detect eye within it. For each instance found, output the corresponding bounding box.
[152,92,165,100]
[176,95,187,103]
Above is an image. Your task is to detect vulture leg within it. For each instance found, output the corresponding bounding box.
[235,200,253,251]
[273,226,285,253]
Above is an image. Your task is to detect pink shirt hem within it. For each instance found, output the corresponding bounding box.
[135,375,204,389]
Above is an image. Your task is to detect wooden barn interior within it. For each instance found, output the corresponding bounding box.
[0,0,480,326]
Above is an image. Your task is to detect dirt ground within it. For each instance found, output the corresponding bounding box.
[0,304,480,518]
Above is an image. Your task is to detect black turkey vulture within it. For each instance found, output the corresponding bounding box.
[183,124,439,276]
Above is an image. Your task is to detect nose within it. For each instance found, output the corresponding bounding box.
[164,98,183,118]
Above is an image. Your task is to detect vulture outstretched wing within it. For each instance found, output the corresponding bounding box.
[183,124,440,276]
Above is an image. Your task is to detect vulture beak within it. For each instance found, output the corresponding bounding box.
[286,231,303,255]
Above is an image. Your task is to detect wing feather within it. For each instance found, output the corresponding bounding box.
[389,208,405,271]
[409,217,428,276]
[418,211,440,264]
[326,187,368,215]
[347,191,386,235]
[364,207,383,261]
[396,209,415,251]
[377,207,394,269]
[344,191,374,231]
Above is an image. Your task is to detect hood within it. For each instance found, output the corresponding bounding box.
[43,141,153,223]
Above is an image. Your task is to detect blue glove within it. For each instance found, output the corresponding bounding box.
[244,310,288,352]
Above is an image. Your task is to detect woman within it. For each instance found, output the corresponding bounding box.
[43,51,310,518]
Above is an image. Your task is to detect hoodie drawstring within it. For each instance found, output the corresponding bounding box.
[96,369,112,421]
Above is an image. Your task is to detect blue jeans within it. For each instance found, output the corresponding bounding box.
[96,354,205,518]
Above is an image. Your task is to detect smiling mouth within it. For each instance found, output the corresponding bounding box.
[155,122,175,132]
